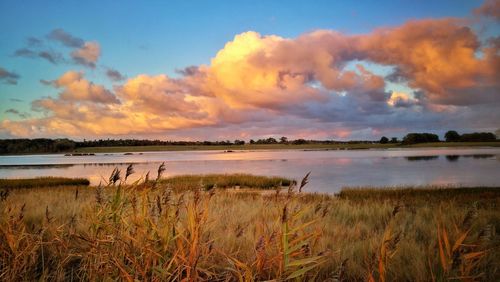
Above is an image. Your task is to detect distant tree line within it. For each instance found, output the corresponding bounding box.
[379,130,498,145]
[444,131,497,142]
[78,139,241,147]
[0,138,76,155]
[0,130,497,154]
[0,137,377,154]
[378,136,399,144]
[401,133,440,145]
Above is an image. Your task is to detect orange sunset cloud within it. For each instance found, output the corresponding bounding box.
[1,6,499,139]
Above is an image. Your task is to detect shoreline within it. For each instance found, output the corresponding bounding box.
[0,141,499,156]
[1,175,499,192]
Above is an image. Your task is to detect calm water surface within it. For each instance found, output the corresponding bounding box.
[0,148,499,193]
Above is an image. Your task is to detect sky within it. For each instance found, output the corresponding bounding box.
[0,0,499,141]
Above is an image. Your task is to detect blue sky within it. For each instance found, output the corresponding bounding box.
[0,0,498,140]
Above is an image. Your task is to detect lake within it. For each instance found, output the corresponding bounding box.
[0,147,499,193]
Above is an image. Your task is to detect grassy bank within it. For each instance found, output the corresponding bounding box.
[71,141,500,153]
[73,143,396,153]
[406,141,500,148]
[0,177,90,189]
[1,177,499,280]
[161,173,293,190]
[338,186,500,201]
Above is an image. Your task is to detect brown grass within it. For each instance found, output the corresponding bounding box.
[0,169,499,281]
[160,173,294,191]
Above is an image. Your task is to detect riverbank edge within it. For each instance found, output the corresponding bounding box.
[1,141,499,156]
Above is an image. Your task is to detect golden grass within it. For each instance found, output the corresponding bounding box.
[1,174,499,280]
[160,173,294,190]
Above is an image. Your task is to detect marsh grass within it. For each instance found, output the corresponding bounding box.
[338,186,500,202]
[0,168,499,281]
[0,177,90,189]
[160,173,293,190]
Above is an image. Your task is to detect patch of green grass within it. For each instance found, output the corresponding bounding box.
[161,173,294,190]
[0,177,90,189]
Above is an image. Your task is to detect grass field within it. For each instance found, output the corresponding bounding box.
[0,174,290,191]
[1,172,499,281]
[72,141,500,153]
[161,173,294,190]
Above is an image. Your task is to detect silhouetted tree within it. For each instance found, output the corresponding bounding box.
[279,136,288,144]
[234,139,245,145]
[390,137,399,143]
[379,136,389,144]
[402,133,439,145]
[445,130,461,142]
[460,132,496,142]
[292,139,307,145]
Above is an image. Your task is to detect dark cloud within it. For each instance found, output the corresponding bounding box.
[385,67,408,83]
[27,37,43,47]
[105,68,126,81]
[176,66,200,76]
[14,47,64,65]
[4,109,30,119]
[70,42,100,68]
[46,28,84,48]
[474,0,500,21]
[38,50,64,65]
[14,30,99,68]
[391,98,414,108]
[5,109,19,114]
[13,48,36,58]
[39,79,53,86]
[0,67,20,85]
[486,36,500,49]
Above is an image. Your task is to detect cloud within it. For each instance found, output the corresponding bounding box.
[13,48,64,65]
[38,50,64,64]
[13,48,36,58]
[176,66,199,76]
[116,74,204,118]
[14,30,99,67]
[474,0,500,21]
[27,37,43,47]
[0,67,20,85]
[5,109,20,115]
[353,19,499,106]
[105,68,126,81]
[2,3,499,139]
[46,28,84,48]
[39,71,119,104]
[5,108,30,119]
[71,42,100,68]
[387,92,418,108]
